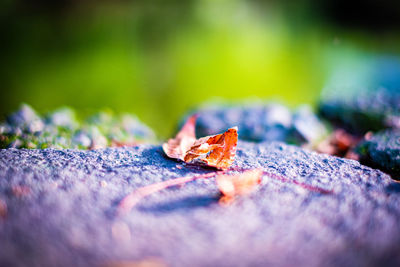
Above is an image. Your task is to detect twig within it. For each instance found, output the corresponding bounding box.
[224,166,333,194]
[262,170,333,194]
[117,167,333,216]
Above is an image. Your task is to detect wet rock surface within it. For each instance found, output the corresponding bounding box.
[184,103,327,145]
[356,129,400,179]
[1,142,400,267]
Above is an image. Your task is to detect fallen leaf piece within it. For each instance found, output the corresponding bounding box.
[316,128,361,158]
[162,114,197,161]
[184,127,238,170]
[216,169,263,203]
[162,115,238,170]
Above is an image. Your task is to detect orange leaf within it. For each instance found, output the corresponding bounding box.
[184,127,238,170]
[216,169,263,203]
[162,115,238,170]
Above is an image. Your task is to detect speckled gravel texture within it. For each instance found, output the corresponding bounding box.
[1,142,400,267]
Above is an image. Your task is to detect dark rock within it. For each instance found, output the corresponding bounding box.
[85,112,156,144]
[7,139,22,148]
[0,123,12,135]
[356,129,400,178]
[85,111,114,126]
[72,131,92,148]
[6,104,44,133]
[184,102,326,145]
[319,88,400,134]
[86,126,109,149]
[120,114,156,140]
[292,105,327,144]
[0,142,399,267]
[45,107,78,129]
[1,107,155,149]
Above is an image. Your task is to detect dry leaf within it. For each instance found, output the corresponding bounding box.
[216,169,263,203]
[184,127,238,170]
[316,128,361,158]
[162,115,238,170]
[162,114,197,161]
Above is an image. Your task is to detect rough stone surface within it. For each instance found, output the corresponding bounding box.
[6,104,44,133]
[356,129,400,178]
[1,142,400,267]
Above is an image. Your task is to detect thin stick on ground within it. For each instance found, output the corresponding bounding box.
[226,167,333,194]
[117,171,224,216]
[262,170,333,194]
[117,167,333,216]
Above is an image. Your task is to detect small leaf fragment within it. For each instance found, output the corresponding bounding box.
[184,127,238,170]
[216,169,263,203]
[162,115,238,170]
[162,114,198,161]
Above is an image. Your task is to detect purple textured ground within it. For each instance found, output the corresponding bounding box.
[1,142,400,267]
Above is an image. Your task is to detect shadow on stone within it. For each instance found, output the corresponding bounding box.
[138,195,219,214]
[385,182,400,194]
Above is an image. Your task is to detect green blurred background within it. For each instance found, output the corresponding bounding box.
[1,0,400,137]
